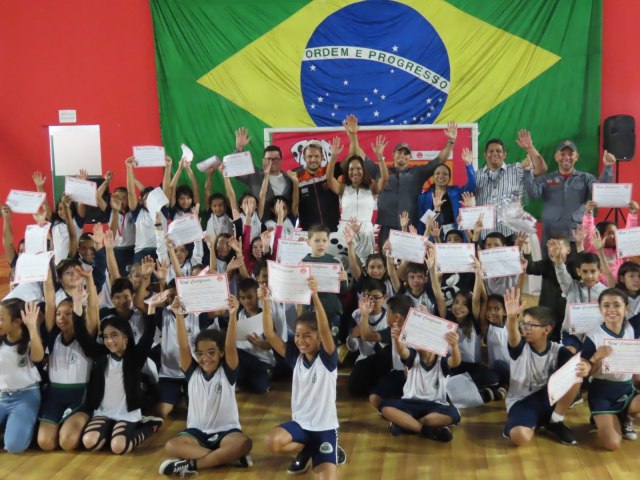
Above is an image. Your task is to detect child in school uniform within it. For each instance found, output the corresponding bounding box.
[50,195,85,265]
[37,272,98,451]
[76,292,165,454]
[379,320,461,441]
[346,232,400,298]
[158,295,253,476]
[616,261,640,318]
[502,288,591,446]
[581,288,640,450]
[0,299,44,453]
[346,278,389,396]
[204,193,234,239]
[482,294,511,387]
[261,279,346,478]
[398,262,434,313]
[168,158,200,220]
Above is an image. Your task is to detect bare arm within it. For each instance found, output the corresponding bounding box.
[125,157,139,211]
[225,295,240,370]
[1,206,16,265]
[504,287,523,348]
[516,129,547,176]
[32,171,52,219]
[259,285,286,357]
[44,269,56,332]
[22,302,45,363]
[169,160,185,207]
[471,257,484,322]
[258,160,271,219]
[358,297,382,342]
[344,226,362,280]
[221,170,239,214]
[343,114,366,159]
[171,297,193,372]
[287,172,300,217]
[435,122,457,163]
[427,248,446,317]
[62,196,78,259]
[162,156,173,200]
[311,278,335,355]
[96,171,113,212]
[325,137,345,196]
[391,323,410,360]
[447,333,462,368]
[371,135,389,195]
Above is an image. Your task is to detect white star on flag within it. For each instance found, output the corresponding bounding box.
[392,45,398,52]
[412,117,417,121]
[427,112,431,118]
[403,120,408,124]
[390,119,394,123]
[317,97,323,102]
[310,65,316,71]
[373,88,378,94]
[390,69,395,74]
[325,93,329,97]
[310,104,316,109]
[343,80,349,86]
[331,112,336,117]
[430,105,435,111]
[426,98,432,104]
[333,104,339,109]
[381,95,386,100]
[373,111,380,117]
[364,97,369,102]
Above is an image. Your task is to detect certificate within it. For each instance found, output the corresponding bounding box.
[6,190,46,214]
[592,183,633,208]
[196,155,221,172]
[547,353,583,405]
[458,206,496,230]
[267,261,311,304]
[399,308,458,356]
[289,230,308,242]
[25,223,51,254]
[419,209,437,225]
[301,262,341,293]
[434,243,476,273]
[168,214,204,246]
[222,151,255,177]
[478,247,522,279]
[235,312,264,340]
[181,143,194,163]
[389,230,426,263]
[602,339,640,374]
[277,239,311,265]
[64,177,97,207]
[567,303,603,335]
[14,251,54,284]
[616,227,640,258]
[133,146,165,167]
[175,274,230,313]
[146,187,169,218]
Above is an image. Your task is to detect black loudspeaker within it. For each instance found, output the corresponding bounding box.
[603,115,635,161]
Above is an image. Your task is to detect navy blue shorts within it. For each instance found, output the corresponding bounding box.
[157,378,186,405]
[371,370,405,399]
[503,389,553,438]
[39,385,86,424]
[561,332,583,352]
[279,421,338,468]
[588,378,638,415]
[178,427,242,450]
[379,398,461,425]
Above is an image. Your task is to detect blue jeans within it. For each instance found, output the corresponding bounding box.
[0,385,41,453]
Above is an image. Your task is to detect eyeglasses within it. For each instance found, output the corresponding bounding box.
[519,322,546,331]
[367,295,384,301]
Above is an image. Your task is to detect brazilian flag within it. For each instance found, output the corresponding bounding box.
[151,0,601,210]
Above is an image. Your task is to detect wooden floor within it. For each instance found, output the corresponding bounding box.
[1,259,639,479]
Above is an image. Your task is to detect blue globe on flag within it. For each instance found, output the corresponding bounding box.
[300,1,450,126]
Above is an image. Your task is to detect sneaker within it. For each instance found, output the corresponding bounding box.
[287,449,311,475]
[479,388,494,403]
[421,426,453,443]
[158,459,198,477]
[232,454,254,468]
[545,421,577,445]
[337,446,347,465]
[622,416,638,441]
[493,387,507,401]
[141,415,164,432]
[570,392,584,408]
[389,422,406,437]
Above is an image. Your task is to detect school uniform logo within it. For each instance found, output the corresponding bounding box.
[215,382,223,394]
[319,442,334,454]
[69,353,77,365]
[208,434,220,444]
[312,373,317,384]
[186,327,193,335]
[17,355,28,367]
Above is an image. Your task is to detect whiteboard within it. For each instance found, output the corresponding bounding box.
[49,125,102,176]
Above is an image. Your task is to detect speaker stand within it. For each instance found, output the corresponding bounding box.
[601,163,626,226]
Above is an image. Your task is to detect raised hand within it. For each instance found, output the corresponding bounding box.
[390,321,402,341]
[32,171,47,189]
[444,121,457,142]
[592,230,605,251]
[235,127,251,151]
[260,230,272,255]
[342,114,359,135]
[425,246,436,270]
[141,255,156,277]
[308,277,318,295]
[433,190,447,210]
[343,225,354,245]
[503,287,524,319]
[258,283,270,298]
[330,136,344,161]
[399,211,410,230]
[572,225,585,245]
[228,237,242,254]
[473,212,485,233]
[585,200,597,213]
[347,217,362,234]
[461,147,473,166]
[602,149,616,167]
[70,284,88,306]
[1,204,11,218]
[514,232,528,249]
[126,156,137,168]
[471,255,484,277]
[358,296,373,316]
[521,154,532,170]
[104,170,114,182]
[20,302,41,329]
[155,258,170,282]
[228,294,239,316]
[382,239,392,257]
[460,192,476,208]
[90,223,105,248]
[445,331,459,347]
[515,129,534,151]
[430,221,441,239]
[372,135,388,158]
[78,169,89,180]
[203,234,216,251]
[285,170,298,184]
[227,257,244,272]
[262,158,272,175]
[408,225,418,235]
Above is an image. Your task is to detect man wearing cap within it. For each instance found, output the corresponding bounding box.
[474,131,548,238]
[373,122,458,248]
[523,140,616,245]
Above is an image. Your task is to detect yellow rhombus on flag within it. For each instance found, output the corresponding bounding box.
[198,0,560,127]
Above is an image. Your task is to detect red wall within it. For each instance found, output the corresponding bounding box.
[1,0,639,252]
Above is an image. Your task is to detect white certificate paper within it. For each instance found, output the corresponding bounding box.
[25,223,51,254]
[133,146,165,167]
[222,151,255,177]
[458,206,496,230]
[301,262,341,293]
[277,239,311,265]
[6,190,46,214]
[289,230,308,242]
[168,214,204,246]
[235,312,264,340]
[196,155,221,172]
[175,274,230,313]
[64,177,97,207]
[146,187,169,218]
[389,230,426,263]
[419,209,437,225]
[478,247,522,279]
[568,303,603,335]
[434,243,476,273]
[616,227,640,258]
[547,353,583,405]
[399,308,458,356]
[267,261,311,304]
[181,143,194,163]
[602,339,640,374]
[14,251,54,284]
[592,183,633,208]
